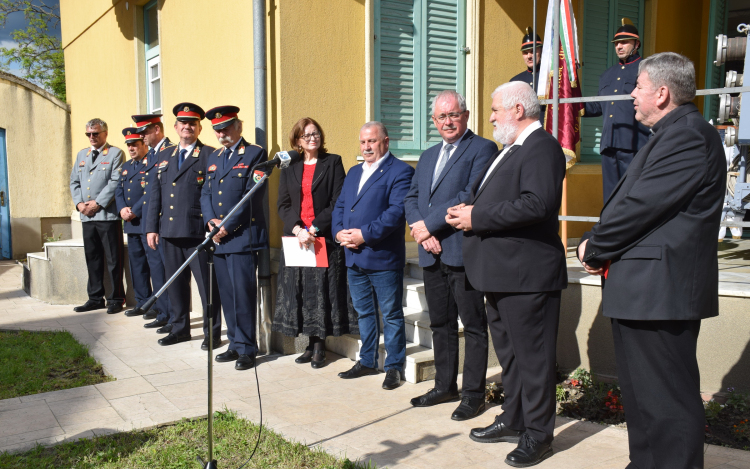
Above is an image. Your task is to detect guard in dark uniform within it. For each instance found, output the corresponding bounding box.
[583,18,650,200]
[510,27,544,122]
[145,103,222,349]
[129,114,176,330]
[200,106,267,371]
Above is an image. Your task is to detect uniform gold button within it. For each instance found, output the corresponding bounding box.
[127,197,130,200]
[220,179,223,183]
[87,187,90,190]
[144,201,146,204]
[90,172,93,175]
[144,191,147,195]
[172,183,176,186]
[252,217,255,221]
[611,102,614,105]
[621,66,625,69]
[219,214,224,218]
[238,173,242,177]
[128,189,130,192]
[87,195,91,198]
[617,77,621,80]
[199,171,203,174]
[218,202,222,206]
[169,217,173,221]
[146,172,149,175]
[609,115,613,118]
[218,191,222,195]
[614,89,617,92]
[170,194,174,197]
[130,180,133,183]
[88,179,90,182]
[170,205,173,209]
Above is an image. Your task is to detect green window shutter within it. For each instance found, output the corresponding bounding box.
[581,0,644,163]
[704,0,728,120]
[422,0,466,147]
[581,0,610,163]
[375,1,419,150]
[375,0,465,156]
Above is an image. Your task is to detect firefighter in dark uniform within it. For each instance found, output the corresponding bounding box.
[583,18,649,201]
[145,103,222,349]
[510,27,544,122]
[200,106,268,370]
[129,114,175,330]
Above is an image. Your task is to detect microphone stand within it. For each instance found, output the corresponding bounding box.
[140,163,275,469]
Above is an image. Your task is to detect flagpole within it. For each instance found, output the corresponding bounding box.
[551,0,568,251]
[533,0,537,88]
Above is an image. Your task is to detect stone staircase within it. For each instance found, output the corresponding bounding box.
[326,255,472,385]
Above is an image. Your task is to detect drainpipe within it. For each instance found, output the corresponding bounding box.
[254,0,273,355]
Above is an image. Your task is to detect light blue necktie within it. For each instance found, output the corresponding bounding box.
[431,144,453,191]
[178,149,187,170]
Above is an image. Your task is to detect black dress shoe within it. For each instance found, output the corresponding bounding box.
[505,433,553,467]
[410,388,459,407]
[124,307,146,317]
[470,417,523,444]
[142,309,157,320]
[73,300,105,312]
[295,348,313,364]
[338,360,379,379]
[158,333,190,346]
[382,369,403,390]
[235,354,256,370]
[144,319,168,329]
[201,337,222,351]
[215,349,239,363]
[155,323,172,334]
[451,396,486,421]
[310,350,326,368]
[106,303,123,314]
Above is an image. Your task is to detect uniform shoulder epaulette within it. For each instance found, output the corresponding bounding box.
[163,143,177,149]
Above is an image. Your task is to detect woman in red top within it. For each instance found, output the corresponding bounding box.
[273,118,356,368]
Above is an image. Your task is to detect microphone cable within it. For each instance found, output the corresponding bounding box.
[235,362,263,469]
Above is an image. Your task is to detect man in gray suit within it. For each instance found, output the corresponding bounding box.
[69,118,126,314]
[404,90,497,420]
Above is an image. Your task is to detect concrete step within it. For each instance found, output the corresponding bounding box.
[405,257,422,280]
[403,277,428,311]
[325,333,435,384]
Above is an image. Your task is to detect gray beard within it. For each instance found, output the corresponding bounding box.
[493,120,518,146]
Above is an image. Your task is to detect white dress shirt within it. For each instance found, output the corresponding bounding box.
[225,138,243,161]
[479,121,542,189]
[358,151,390,194]
[178,140,197,159]
[433,128,469,181]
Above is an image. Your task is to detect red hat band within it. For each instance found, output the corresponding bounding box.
[210,112,238,126]
[135,116,162,127]
[614,32,640,40]
[177,110,201,119]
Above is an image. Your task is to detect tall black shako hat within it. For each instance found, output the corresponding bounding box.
[205,105,240,130]
[172,102,205,121]
[612,18,640,44]
[521,27,542,52]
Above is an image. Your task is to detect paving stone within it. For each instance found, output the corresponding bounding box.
[95,376,156,400]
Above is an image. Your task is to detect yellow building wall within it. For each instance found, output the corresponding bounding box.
[266,0,366,247]
[0,73,72,257]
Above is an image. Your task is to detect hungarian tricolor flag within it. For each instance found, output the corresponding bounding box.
[537,0,584,169]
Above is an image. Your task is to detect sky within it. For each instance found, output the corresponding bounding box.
[0,5,62,76]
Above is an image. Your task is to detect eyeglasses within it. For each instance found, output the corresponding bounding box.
[85,132,101,137]
[300,132,321,141]
[433,112,465,123]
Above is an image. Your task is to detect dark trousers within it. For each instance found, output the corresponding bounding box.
[611,318,704,469]
[82,220,125,304]
[162,237,221,340]
[145,239,171,323]
[486,290,560,444]
[214,252,257,356]
[127,234,151,308]
[423,260,488,398]
[601,149,636,201]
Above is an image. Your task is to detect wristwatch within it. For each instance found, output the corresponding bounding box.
[308,225,319,236]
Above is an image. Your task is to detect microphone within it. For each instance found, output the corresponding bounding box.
[254,150,300,170]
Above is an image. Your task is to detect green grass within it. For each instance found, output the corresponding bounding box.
[0,410,376,469]
[0,330,112,399]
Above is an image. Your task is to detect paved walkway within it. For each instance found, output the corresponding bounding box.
[1,262,749,468]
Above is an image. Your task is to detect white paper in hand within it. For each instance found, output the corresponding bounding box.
[281,236,317,267]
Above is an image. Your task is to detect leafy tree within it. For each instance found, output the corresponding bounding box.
[0,1,65,101]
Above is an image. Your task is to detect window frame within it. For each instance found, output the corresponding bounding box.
[144,0,161,115]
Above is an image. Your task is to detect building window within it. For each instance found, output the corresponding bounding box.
[144,1,161,114]
[374,0,467,156]
[580,0,644,163]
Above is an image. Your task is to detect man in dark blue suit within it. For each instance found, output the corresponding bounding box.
[332,122,414,390]
[200,105,267,371]
[129,114,174,330]
[404,90,496,420]
[115,128,154,317]
[146,102,221,350]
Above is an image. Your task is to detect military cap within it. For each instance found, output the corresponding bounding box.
[122,127,144,143]
[612,18,640,43]
[131,114,162,132]
[172,102,205,121]
[521,27,542,52]
[206,105,240,130]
